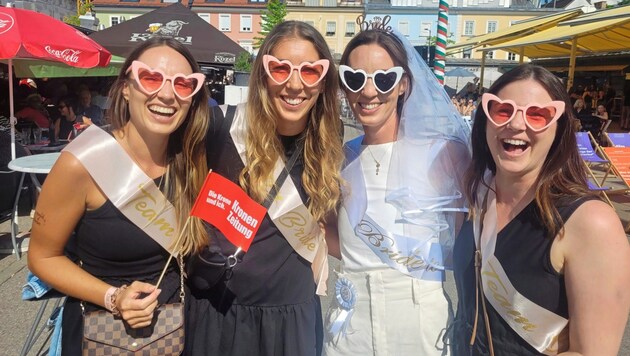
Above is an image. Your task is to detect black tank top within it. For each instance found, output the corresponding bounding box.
[452,197,592,355]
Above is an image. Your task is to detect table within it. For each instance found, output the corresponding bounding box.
[7,153,61,259]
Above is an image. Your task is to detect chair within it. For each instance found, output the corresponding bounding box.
[598,120,612,145]
[575,132,611,186]
[604,132,630,148]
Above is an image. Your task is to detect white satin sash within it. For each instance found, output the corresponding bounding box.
[474,177,568,354]
[228,104,328,296]
[342,137,465,281]
[63,125,179,255]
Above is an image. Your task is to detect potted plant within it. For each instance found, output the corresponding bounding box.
[233,51,252,86]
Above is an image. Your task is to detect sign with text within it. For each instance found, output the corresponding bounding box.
[190,172,266,252]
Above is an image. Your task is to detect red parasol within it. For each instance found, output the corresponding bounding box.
[0,7,111,159]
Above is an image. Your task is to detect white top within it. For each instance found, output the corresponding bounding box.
[8,152,60,174]
[339,142,398,272]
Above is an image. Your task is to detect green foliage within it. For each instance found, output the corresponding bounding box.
[426,35,456,47]
[234,51,253,72]
[63,0,93,26]
[253,0,287,49]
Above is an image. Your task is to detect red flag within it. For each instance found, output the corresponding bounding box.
[191,172,267,252]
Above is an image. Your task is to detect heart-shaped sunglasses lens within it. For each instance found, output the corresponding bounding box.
[482,93,565,131]
[263,55,329,87]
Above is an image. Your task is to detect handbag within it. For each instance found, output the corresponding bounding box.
[81,255,185,356]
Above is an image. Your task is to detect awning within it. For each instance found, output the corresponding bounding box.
[446,8,582,54]
[545,64,628,72]
[481,6,630,58]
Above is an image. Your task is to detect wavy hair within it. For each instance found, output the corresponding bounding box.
[239,21,344,222]
[465,64,594,239]
[339,29,414,117]
[106,37,209,255]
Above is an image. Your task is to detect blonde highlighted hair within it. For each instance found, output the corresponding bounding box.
[106,37,209,255]
[239,21,344,222]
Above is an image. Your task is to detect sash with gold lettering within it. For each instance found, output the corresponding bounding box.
[63,125,179,255]
[342,136,466,281]
[227,104,328,296]
[474,175,568,354]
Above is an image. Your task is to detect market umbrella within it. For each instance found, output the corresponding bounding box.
[0,7,112,160]
[5,55,124,78]
[445,67,477,92]
[89,2,245,65]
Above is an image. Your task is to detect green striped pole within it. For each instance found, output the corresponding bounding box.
[434,0,449,85]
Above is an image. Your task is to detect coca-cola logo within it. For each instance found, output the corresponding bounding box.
[44,46,82,63]
[0,13,15,35]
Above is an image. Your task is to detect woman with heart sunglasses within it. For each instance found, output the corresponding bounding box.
[28,37,210,354]
[323,28,471,356]
[453,64,630,356]
[186,21,344,356]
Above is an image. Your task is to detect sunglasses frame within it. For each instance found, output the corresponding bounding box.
[262,55,329,87]
[126,60,206,100]
[338,65,405,94]
[481,93,565,132]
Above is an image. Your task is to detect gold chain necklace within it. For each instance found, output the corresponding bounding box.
[366,145,389,176]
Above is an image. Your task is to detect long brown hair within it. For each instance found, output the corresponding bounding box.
[239,21,344,222]
[465,64,594,239]
[107,37,209,254]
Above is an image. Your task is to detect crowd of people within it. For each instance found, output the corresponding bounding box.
[19,20,630,356]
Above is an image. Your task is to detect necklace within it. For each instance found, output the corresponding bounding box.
[366,145,389,176]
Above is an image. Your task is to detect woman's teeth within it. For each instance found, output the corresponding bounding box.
[149,105,175,115]
[503,138,527,146]
[283,97,304,105]
[360,103,380,110]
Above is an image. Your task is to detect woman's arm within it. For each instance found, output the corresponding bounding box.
[559,200,630,356]
[28,153,160,328]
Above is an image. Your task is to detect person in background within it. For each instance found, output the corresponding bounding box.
[54,97,78,141]
[16,93,50,129]
[76,87,104,126]
[453,64,630,355]
[27,37,209,354]
[187,21,344,356]
[324,27,470,355]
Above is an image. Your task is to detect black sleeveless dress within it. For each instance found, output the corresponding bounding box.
[452,197,592,355]
[61,178,181,354]
[185,107,323,356]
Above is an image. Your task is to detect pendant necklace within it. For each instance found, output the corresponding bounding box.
[366,145,388,176]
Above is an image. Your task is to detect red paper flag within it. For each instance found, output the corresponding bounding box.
[191,172,267,252]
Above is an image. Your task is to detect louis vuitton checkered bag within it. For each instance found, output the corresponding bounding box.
[82,255,185,356]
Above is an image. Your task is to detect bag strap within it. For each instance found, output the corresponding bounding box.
[262,136,304,209]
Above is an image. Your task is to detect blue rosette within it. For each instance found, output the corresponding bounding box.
[329,277,357,337]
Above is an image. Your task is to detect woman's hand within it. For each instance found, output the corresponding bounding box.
[116,281,162,329]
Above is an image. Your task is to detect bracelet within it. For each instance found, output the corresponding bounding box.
[109,285,128,317]
[103,287,117,312]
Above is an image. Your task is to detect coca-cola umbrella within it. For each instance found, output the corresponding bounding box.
[0,7,111,160]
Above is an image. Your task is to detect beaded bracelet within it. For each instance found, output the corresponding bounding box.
[109,285,128,317]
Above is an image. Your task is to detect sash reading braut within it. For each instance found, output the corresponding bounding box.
[473,177,568,355]
[63,125,179,255]
[228,104,328,296]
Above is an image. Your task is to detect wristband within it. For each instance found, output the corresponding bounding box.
[103,286,117,312]
[109,285,128,317]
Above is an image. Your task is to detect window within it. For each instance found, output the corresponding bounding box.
[249,0,266,2]
[507,52,517,61]
[240,15,252,32]
[219,14,231,32]
[398,21,409,36]
[326,21,336,37]
[198,13,210,24]
[486,21,497,34]
[485,51,494,59]
[110,16,119,27]
[421,22,432,37]
[345,22,355,37]
[463,48,472,59]
[464,21,474,36]
[239,40,253,53]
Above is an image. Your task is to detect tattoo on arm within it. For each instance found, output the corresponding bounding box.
[33,211,46,226]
